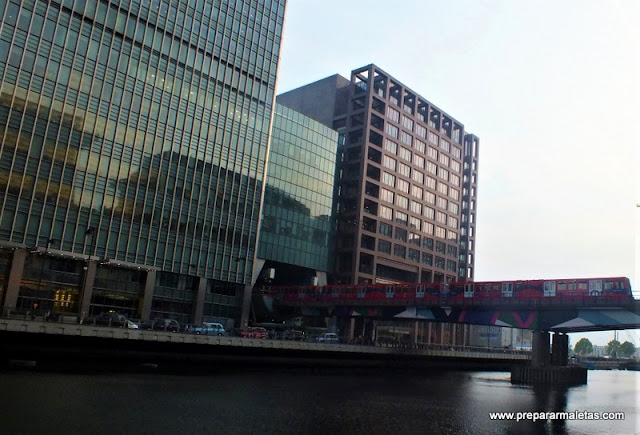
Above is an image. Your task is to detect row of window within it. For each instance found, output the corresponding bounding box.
[375,240,457,271]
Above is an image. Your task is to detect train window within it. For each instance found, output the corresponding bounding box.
[493,284,500,292]
[557,282,567,291]
[298,287,306,298]
[332,287,340,298]
[357,286,367,298]
[464,284,474,298]
[416,285,425,297]
[385,285,394,298]
[589,280,602,296]
[543,281,556,297]
[604,281,614,290]
[568,283,576,291]
[578,282,587,291]
[502,283,513,297]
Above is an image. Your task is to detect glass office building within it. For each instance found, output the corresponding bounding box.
[256,103,337,283]
[0,0,286,326]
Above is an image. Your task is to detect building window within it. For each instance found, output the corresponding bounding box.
[384,138,398,154]
[439,154,450,166]
[383,155,397,171]
[448,202,459,214]
[393,244,406,258]
[422,252,433,265]
[435,256,445,269]
[440,138,450,152]
[428,131,439,145]
[395,211,408,225]
[423,222,434,235]
[386,124,399,138]
[380,188,394,203]
[423,207,435,220]
[436,211,447,224]
[396,178,409,193]
[379,222,393,237]
[451,160,461,173]
[399,147,412,161]
[449,188,460,200]
[398,162,411,178]
[415,124,426,139]
[437,196,448,209]
[450,174,460,186]
[386,106,400,122]
[448,216,458,229]
[425,176,436,189]
[409,249,420,262]
[425,191,436,204]
[409,217,421,231]
[436,241,446,253]
[428,146,439,160]
[382,172,395,187]
[447,230,458,241]
[378,239,391,254]
[380,206,393,220]
[452,146,461,159]
[401,115,414,131]
[411,185,423,200]
[395,227,408,242]
[413,154,425,168]
[410,200,422,215]
[396,195,409,210]
[423,237,434,250]
[426,161,437,175]
[412,170,424,184]
[435,226,446,239]
[400,131,412,146]
[439,167,449,181]
[409,232,421,245]
[414,138,426,153]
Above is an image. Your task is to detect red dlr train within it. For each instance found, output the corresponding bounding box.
[273,277,633,305]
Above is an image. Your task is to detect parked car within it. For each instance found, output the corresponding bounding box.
[126,320,139,329]
[316,333,339,343]
[283,330,304,341]
[240,327,268,339]
[192,322,226,336]
[94,312,127,327]
[151,319,180,332]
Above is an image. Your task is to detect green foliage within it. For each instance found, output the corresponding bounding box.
[619,341,636,358]
[606,339,621,358]
[574,338,593,356]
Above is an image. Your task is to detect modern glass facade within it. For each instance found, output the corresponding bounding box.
[257,103,337,273]
[0,0,286,326]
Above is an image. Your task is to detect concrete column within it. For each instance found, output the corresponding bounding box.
[140,270,156,322]
[349,317,355,341]
[192,277,207,324]
[239,284,253,328]
[427,322,432,344]
[440,323,445,345]
[79,260,97,320]
[551,333,569,366]
[532,330,551,367]
[3,248,27,314]
[413,320,418,345]
[452,324,457,346]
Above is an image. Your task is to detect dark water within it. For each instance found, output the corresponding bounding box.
[0,368,637,434]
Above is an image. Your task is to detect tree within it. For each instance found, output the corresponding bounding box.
[606,339,621,358]
[619,341,636,358]
[574,338,593,356]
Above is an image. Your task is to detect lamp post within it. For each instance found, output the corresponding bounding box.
[78,227,96,323]
[35,238,56,321]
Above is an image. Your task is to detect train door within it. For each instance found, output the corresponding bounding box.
[543,281,556,297]
[501,283,513,298]
[331,286,340,299]
[589,280,602,296]
[416,285,426,298]
[297,287,306,299]
[385,285,394,299]
[357,286,367,299]
[464,283,474,298]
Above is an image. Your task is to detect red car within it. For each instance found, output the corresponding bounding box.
[241,327,268,339]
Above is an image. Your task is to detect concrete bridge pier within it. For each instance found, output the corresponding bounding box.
[512,331,586,385]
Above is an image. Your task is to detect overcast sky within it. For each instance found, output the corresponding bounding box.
[276,0,639,346]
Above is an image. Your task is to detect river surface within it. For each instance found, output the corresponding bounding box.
[0,368,637,434]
